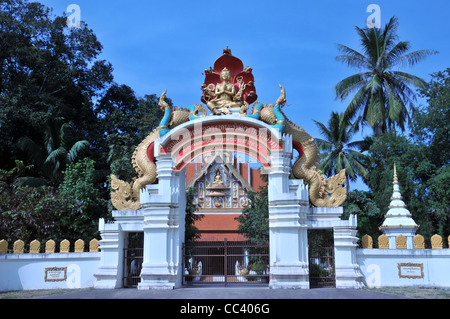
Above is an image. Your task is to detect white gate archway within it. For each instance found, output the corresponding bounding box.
[94,49,363,290]
[135,116,311,289]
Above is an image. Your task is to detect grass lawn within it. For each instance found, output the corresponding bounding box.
[0,288,91,299]
[365,287,450,299]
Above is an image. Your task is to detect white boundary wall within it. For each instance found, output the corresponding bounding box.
[2,248,450,291]
[0,252,100,292]
[357,249,450,289]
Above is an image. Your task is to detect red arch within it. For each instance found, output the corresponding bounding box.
[158,121,284,171]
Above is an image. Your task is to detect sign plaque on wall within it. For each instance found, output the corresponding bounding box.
[397,263,424,279]
[45,267,67,282]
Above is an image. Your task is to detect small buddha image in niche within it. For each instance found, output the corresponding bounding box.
[213,170,224,186]
[207,169,227,197]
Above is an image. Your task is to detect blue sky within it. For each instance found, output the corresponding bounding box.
[38,0,449,190]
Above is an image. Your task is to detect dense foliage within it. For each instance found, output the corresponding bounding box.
[185,187,203,242]
[0,0,163,243]
[335,16,438,133]
[0,1,446,248]
[235,175,269,244]
[340,69,449,246]
[313,112,369,185]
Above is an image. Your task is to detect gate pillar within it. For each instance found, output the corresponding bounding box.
[333,212,364,288]
[94,219,124,289]
[268,136,310,289]
[307,207,364,288]
[138,151,186,290]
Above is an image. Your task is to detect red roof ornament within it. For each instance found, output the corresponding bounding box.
[201,48,257,109]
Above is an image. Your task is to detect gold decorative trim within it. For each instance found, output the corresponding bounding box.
[397,263,424,279]
[379,225,419,229]
[378,234,389,249]
[45,267,67,282]
[361,234,373,249]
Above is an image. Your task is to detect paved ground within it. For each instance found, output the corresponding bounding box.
[37,287,408,299]
[3,287,423,318]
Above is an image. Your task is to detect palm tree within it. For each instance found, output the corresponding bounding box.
[314,112,369,187]
[335,16,438,133]
[17,119,89,185]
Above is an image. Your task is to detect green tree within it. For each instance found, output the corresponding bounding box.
[410,69,450,240]
[314,112,369,186]
[235,175,269,244]
[0,161,78,245]
[95,84,163,182]
[17,119,89,185]
[335,16,437,133]
[95,84,163,141]
[59,158,107,242]
[184,187,203,242]
[358,70,450,244]
[0,0,112,171]
[0,0,169,244]
[342,190,382,244]
[363,132,435,243]
[412,68,450,169]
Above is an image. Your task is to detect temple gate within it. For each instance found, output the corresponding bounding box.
[94,48,363,289]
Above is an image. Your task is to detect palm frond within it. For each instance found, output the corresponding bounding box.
[335,72,370,100]
[314,138,334,152]
[335,44,370,69]
[318,151,339,175]
[380,16,399,52]
[345,115,362,137]
[17,136,45,165]
[390,71,427,89]
[383,80,407,123]
[345,151,370,179]
[313,120,333,143]
[384,72,421,111]
[67,140,89,163]
[341,155,357,181]
[386,41,411,65]
[391,49,438,67]
[342,85,370,123]
[365,73,382,94]
[347,140,367,151]
[45,147,67,165]
[364,89,386,129]
[335,153,344,173]
[355,26,375,63]
[59,122,72,149]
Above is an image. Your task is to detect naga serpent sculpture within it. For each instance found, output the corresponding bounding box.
[111,49,347,210]
[246,84,347,207]
[111,85,347,210]
[110,90,206,210]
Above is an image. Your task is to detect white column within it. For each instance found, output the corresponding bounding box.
[174,169,186,288]
[268,136,310,289]
[94,219,124,289]
[333,213,364,288]
[138,153,186,290]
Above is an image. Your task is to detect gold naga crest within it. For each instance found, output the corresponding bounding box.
[110,48,347,210]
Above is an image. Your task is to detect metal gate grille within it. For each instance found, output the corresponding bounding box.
[183,239,269,286]
[308,229,335,288]
[123,232,143,288]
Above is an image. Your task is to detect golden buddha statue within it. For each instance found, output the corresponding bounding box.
[204,68,246,115]
[212,170,224,187]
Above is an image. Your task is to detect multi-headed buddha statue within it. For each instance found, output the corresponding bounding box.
[201,47,257,115]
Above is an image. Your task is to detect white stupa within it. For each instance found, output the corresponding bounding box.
[379,163,419,249]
